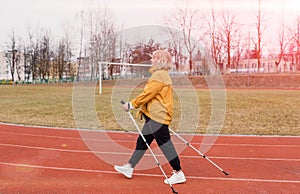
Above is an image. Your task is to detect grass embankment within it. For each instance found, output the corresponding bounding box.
[0,80,299,135]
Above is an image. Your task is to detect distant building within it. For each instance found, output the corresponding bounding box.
[0,52,10,80]
[0,51,32,83]
[229,54,298,74]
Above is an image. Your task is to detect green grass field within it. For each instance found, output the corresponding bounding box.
[0,83,299,136]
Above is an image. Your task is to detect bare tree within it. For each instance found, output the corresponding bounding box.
[288,15,300,72]
[76,10,85,81]
[56,39,67,80]
[274,18,290,73]
[38,29,52,81]
[78,6,117,80]
[6,30,19,82]
[165,1,203,74]
[219,9,239,73]
[204,7,225,74]
[22,46,31,83]
[232,30,246,73]
[32,40,40,81]
[255,0,266,72]
[25,30,39,81]
[15,51,22,81]
[164,18,184,71]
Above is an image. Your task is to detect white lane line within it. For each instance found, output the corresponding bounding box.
[1,143,299,162]
[186,175,300,184]
[1,122,300,138]
[1,131,299,148]
[0,162,299,184]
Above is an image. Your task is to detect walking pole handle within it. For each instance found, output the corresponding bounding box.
[121,100,131,111]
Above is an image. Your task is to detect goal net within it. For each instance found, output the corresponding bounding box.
[98,62,152,94]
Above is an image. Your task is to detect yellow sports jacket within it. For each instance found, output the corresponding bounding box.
[130,69,173,125]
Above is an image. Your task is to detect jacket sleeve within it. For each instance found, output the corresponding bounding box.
[131,80,164,109]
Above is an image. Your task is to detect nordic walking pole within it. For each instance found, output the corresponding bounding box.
[169,128,229,176]
[121,101,178,194]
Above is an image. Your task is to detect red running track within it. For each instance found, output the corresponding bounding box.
[0,123,299,194]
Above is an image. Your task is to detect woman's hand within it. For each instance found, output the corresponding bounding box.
[122,102,132,112]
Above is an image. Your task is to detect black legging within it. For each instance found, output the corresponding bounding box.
[128,116,181,171]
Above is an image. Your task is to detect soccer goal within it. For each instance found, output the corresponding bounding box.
[98,62,152,94]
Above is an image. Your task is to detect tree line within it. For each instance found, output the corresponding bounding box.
[3,0,300,82]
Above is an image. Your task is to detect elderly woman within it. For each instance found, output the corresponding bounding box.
[114,50,186,185]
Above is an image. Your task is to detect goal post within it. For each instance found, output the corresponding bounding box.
[98,62,152,94]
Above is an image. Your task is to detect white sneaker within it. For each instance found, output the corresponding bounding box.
[164,171,186,184]
[114,163,133,179]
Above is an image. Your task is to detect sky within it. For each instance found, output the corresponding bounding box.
[0,0,300,50]
[0,0,176,46]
